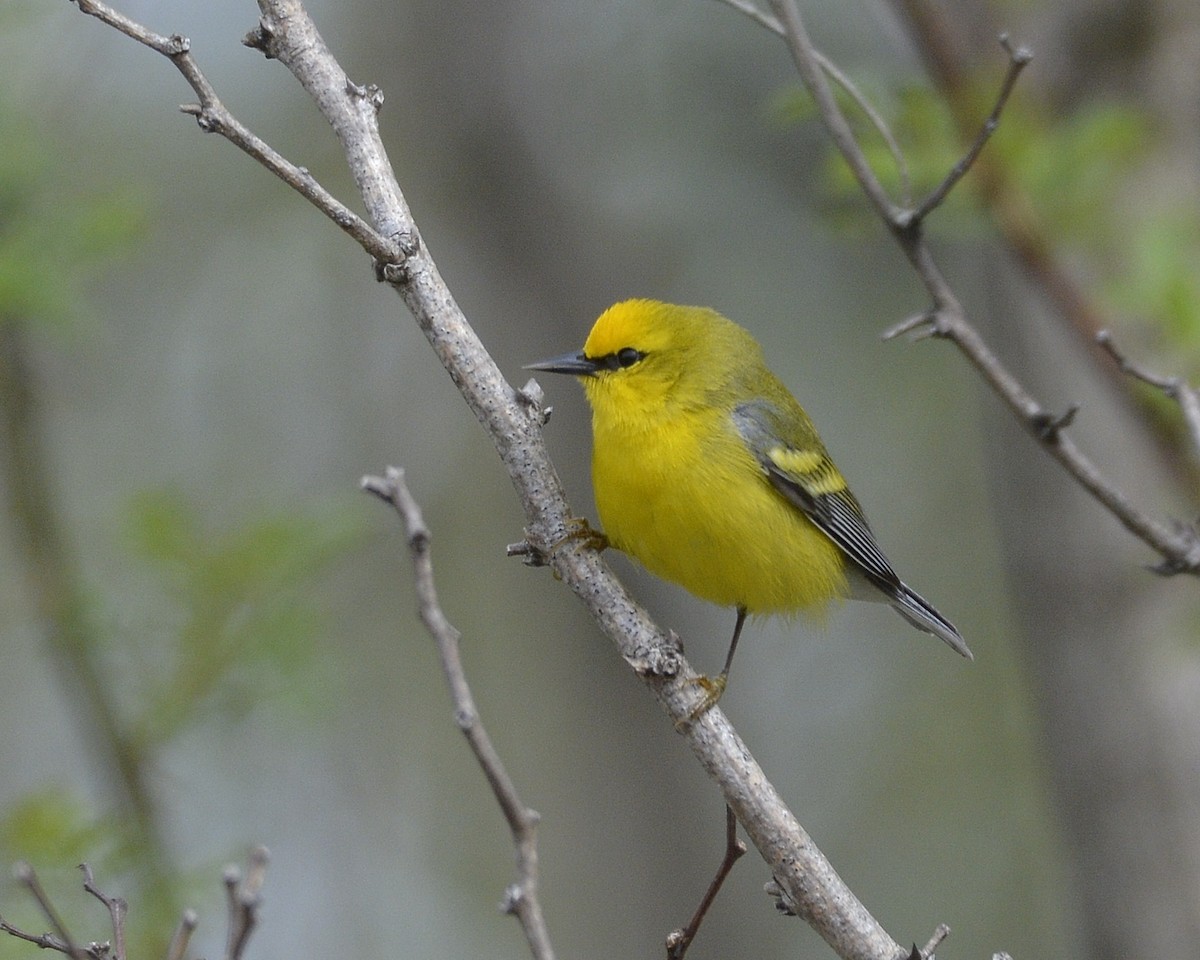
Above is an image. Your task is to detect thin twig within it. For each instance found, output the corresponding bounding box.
[0,917,74,957]
[894,1,1198,493]
[362,468,557,960]
[665,806,747,960]
[165,910,198,960]
[222,847,268,960]
[917,922,950,958]
[13,862,83,960]
[766,0,903,223]
[79,866,126,960]
[905,35,1031,226]
[69,0,400,267]
[1096,330,1200,461]
[720,0,913,204]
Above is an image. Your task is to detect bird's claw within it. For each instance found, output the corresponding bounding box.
[674,673,728,731]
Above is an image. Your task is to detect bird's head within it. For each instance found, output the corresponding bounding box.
[527,299,757,422]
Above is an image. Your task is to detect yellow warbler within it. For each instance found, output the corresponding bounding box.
[528,299,971,715]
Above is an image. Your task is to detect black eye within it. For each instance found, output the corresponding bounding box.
[616,347,643,368]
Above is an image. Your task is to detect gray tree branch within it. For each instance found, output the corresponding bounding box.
[362,467,557,960]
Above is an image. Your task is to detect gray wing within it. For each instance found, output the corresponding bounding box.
[733,399,972,658]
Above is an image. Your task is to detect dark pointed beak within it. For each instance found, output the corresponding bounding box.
[524,351,601,377]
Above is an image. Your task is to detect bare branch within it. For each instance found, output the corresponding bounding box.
[722,0,913,206]
[363,467,558,960]
[222,846,268,960]
[917,923,950,958]
[70,0,400,266]
[67,3,964,957]
[666,806,747,960]
[747,0,1200,577]
[0,919,73,956]
[905,35,1031,226]
[165,910,198,960]
[79,866,126,960]
[1096,330,1200,462]
[13,862,83,960]
[765,0,902,222]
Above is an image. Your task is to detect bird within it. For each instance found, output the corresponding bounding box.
[527,299,971,720]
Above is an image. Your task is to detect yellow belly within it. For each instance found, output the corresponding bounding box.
[591,408,847,613]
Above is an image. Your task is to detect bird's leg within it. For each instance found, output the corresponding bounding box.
[681,607,747,726]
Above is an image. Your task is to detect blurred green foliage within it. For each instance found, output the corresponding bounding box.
[775,67,1200,376]
[0,109,146,330]
[121,488,365,751]
[0,105,365,960]
[0,488,363,960]
[0,791,110,872]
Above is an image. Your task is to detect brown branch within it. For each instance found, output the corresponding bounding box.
[362,467,557,960]
[0,320,175,896]
[80,866,126,960]
[5,863,87,960]
[2,861,260,960]
[765,0,903,224]
[666,806,747,960]
[757,0,1200,576]
[222,846,268,960]
[0,918,75,957]
[165,910,198,960]
[717,0,913,203]
[906,34,1031,225]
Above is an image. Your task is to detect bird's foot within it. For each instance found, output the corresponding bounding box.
[508,516,608,569]
[554,516,609,554]
[675,672,727,731]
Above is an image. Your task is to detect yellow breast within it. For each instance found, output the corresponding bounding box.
[591,405,848,613]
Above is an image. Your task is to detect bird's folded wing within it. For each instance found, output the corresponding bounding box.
[732,399,903,593]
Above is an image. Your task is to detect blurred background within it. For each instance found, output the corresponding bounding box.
[2,1,1198,958]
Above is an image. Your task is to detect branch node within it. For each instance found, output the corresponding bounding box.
[163,33,190,56]
[373,231,420,284]
[1146,521,1200,575]
[505,537,550,567]
[882,309,947,342]
[191,105,223,133]
[242,20,277,58]
[345,79,386,114]
[625,637,683,679]
[453,706,476,731]
[517,378,552,426]
[998,32,1034,66]
[916,922,951,958]
[763,876,802,917]
[499,884,525,916]
[1032,403,1080,442]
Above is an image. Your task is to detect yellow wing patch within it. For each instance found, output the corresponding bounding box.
[767,445,847,496]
